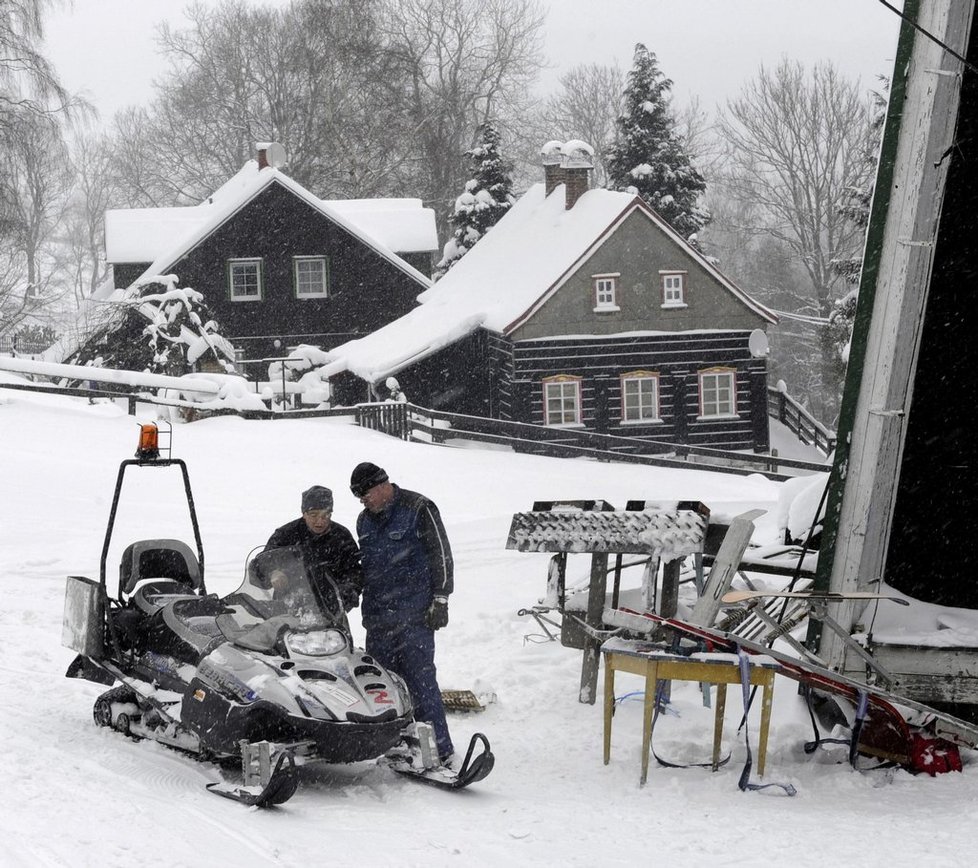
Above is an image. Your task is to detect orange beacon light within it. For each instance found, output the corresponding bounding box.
[135,423,160,460]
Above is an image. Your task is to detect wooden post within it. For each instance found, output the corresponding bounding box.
[545,552,566,610]
[640,556,659,611]
[610,553,624,609]
[659,560,681,617]
[579,551,609,704]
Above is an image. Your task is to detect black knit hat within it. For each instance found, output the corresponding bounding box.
[301,485,333,512]
[350,462,389,497]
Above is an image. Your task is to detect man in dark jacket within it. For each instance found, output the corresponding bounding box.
[265,485,362,618]
[350,462,455,763]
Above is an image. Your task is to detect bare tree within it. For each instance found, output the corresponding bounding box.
[109,0,406,205]
[0,0,90,337]
[0,108,74,335]
[0,0,72,129]
[379,0,546,235]
[716,59,874,421]
[62,129,118,304]
[539,63,623,187]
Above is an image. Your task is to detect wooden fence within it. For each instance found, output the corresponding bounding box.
[367,403,828,480]
[0,377,829,480]
[766,387,836,455]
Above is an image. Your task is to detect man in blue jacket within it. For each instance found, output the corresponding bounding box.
[350,462,455,763]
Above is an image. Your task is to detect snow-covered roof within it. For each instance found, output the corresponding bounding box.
[319,183,777,383]
[104,160,437,283]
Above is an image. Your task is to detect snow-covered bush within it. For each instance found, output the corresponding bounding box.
[69,275,235,380]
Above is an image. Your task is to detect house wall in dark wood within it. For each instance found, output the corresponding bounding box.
[399,251,433,278]
[506,331,769,451]
[119,181,428,360]
[487,332,515,420]
[509,209,769,341]
[388,330,492,415]
[113,263,151,288]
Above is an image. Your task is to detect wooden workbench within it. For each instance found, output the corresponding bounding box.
[601,638,779,785]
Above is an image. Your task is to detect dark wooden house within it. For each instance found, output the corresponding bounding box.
[104,144,437,362]
[325,141,777,452]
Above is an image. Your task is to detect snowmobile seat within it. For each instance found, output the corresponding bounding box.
[121,539,202,613]
[162,596,233,656]
[131,581,200,616]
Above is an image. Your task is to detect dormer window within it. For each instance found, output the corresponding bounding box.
[228,258,263,301]
[593,273,620,312]
[660,271,686,307]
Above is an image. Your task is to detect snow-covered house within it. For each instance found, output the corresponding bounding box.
[323,141,778,452]
[103,144,438,361]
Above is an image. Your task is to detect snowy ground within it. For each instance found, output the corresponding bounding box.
[2,380,976,868]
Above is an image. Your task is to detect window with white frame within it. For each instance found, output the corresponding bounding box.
[592,273,620,310]
[661,271,686,306]
[543,375,582,426]
[294,256,329,298]
[621,372,660,423]
[699,368,737,418]
[228,258,263,301]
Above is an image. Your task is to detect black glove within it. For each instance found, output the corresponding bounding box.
[425,596,449,630]
[341,589,360,612]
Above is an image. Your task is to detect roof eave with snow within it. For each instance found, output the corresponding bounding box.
[105,163,436,288]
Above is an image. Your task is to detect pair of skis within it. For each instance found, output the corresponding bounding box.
[721,589,909,606]
[208,730,495,807]
[608,605,978,760]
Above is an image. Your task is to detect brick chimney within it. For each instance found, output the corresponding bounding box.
[256,141,287,170]
[541,140,565,197]
[541,140,594,209]
[560,140,594,210]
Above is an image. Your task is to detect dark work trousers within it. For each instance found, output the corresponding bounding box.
[366,624,454,759]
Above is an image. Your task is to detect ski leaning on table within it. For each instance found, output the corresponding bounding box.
[610,606,978,759]
[721,589,910,606]
[383,731,495,790]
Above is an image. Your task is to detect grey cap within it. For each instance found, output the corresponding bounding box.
[301,485,333,512]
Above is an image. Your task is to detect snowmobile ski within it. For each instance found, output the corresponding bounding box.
[721,589,910,606]
[206,750,300,808]
[384,732,495,790]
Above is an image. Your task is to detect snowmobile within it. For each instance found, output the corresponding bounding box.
[62,422,493,807]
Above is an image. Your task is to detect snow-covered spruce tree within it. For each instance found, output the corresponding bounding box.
[69,276,235,380]
[433,121,516,279]
[606,43,708,238]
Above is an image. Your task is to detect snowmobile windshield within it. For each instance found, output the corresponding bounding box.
[217,546,340,650]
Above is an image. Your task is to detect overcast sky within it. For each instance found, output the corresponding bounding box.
[44,0,903,120]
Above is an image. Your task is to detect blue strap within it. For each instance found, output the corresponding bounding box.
[849,690,869,767]
[736,648,797,796]
[646,677,731,770]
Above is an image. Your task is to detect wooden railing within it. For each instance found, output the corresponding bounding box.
[398,404,827,480]
[766,386,836,455]
[355,402,411,440]
[0,376,829,479]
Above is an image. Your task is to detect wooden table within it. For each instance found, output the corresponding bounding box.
[602,639,779,785]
